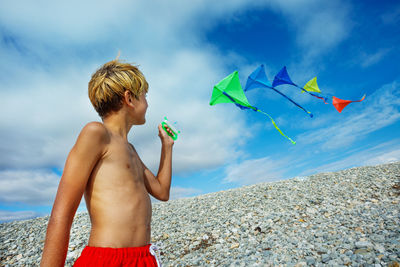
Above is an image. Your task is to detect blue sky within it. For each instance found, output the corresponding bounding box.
[0,0,399,222]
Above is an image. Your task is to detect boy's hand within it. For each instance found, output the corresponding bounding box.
[158,124,174,146]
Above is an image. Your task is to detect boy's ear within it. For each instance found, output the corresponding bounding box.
[124,91,134,107]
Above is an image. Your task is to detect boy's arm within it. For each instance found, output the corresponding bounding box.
[40,122,107,267]
[141,124,174,201]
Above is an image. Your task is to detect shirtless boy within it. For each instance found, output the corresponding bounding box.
[40,59,174,266]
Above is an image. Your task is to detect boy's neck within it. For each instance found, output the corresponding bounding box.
[102,112,133,140]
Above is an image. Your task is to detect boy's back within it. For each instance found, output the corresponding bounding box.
[40,59,174,267]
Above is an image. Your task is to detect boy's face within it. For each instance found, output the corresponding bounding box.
[132,93,148,125]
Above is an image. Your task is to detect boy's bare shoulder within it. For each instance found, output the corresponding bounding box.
[77,122,110,146]
[82,121,107,134]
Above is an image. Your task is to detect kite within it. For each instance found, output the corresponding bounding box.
[245,65,313,118]
[210,71,296,144]
[273,66,330,104]
[303,77,320,93]
[332,95,366,113]
[302,77,329,104]
[272,66,365,112]
[210,65,366,144]
[272,66,297,88]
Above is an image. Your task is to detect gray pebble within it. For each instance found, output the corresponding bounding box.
[305,256,315,266]
[356,241,373,248]
[321,254,331,263]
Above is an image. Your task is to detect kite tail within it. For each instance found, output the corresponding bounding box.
[311,94,330,104]
[256,109,296,145]
[296,85,330,104]
[308,92,330,104]
[269,86,313,118]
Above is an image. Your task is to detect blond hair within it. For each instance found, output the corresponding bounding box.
[88,59,148,118]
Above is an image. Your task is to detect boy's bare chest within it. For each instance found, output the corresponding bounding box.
[102,141,144,180]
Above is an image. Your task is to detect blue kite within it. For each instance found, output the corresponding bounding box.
[273,66,330,104]
[245,65,313,118]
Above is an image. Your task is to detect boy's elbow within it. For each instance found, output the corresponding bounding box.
[159,192,169,202]
[160,196,169,202]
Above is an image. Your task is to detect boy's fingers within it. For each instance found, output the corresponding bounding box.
[162,125,173,134]
[158,124,174,138]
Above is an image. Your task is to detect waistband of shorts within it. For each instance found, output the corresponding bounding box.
[81,244,153,258]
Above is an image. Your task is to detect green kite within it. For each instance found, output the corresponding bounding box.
[210,71,296,144]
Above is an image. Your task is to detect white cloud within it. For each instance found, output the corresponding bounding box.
[0,169,60,205]
[0,67,98,169]
[363,149,400,166]
[359,48,391,68]
[0,210,40,223]
[381,5,400,25]
[299,140,400,176]
[296,81,400,150]
[269,0,351,58]
[0,3,255,173]
[222,137,400,188]
[170,186,202,200]
[0,1,139,44]
[222,156,287,186]
[298,10,349,54]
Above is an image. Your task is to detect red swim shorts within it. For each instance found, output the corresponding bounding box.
[73,244,160,267]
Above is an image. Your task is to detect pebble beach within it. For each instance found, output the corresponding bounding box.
[1,162,399,266]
